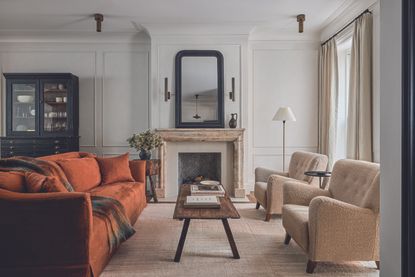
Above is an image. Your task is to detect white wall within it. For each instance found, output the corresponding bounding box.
[0,33,150,158]
[247,40,319,191]
[380,0,402,275]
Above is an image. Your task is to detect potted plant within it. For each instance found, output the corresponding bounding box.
[127,130,163,160]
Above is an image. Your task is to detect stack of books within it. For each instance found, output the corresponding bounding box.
[184,195,221,209]
[190,183,225,197]
[184,181,225,208]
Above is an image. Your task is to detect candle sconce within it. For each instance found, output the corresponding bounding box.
[229,77,235,102]
[164,77,171,102]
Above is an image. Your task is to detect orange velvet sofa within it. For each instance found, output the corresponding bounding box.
[0,152,147,277]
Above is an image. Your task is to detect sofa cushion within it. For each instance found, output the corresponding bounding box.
[25,172,68,193]
[0,171,26,192]
[95,153,134,185]
[282,204,309,252]
[90,181,146,224]
[56,158,101,192]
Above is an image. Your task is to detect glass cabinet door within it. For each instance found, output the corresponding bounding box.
[11,82,37,134]
[42,81,70,134]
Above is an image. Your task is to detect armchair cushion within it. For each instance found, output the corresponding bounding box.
[308,196,379,261]
[283,181,331,206]
[255,167,287,183]
[282,204,309,251]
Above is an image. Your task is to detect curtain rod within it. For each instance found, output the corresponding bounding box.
[321,9,372,46]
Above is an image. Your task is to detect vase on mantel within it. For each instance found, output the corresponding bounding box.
[139,149,152,160]
[229,113,238,128]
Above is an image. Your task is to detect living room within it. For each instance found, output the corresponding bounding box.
[0,0,409,276]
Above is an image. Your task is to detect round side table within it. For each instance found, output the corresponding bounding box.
[304,171,332,189]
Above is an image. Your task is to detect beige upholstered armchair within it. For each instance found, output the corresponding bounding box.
[254,151,328,221]
[282,159,380,273]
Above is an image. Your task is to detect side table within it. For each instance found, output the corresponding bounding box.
[146,159,160,203]
[304,171,332,189]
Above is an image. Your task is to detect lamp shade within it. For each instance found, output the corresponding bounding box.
[272,107,296,121]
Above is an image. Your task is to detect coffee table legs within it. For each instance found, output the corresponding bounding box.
[222,218,240,259]
[174,218,240,262]
[174,218,190,262]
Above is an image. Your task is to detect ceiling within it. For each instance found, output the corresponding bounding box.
[0,0,354,36]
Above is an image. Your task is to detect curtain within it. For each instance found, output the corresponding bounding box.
[318,39,338,168]
[347,13,373,161]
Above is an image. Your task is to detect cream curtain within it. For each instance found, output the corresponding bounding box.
[347,13,373,161]
[318,39,338,168]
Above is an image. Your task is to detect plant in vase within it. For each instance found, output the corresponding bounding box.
[127,130,163,160]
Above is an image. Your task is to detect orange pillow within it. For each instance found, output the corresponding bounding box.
[25,172,68,193]
[56,158,101,192]
[95,153,135,185]
[0,171,26,192]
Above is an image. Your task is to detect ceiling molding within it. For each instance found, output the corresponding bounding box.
[319,0,378,42]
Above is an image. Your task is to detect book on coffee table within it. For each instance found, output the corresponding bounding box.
[190,183,225,197]
[184,195,221,209]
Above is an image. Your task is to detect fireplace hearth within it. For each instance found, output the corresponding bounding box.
[178,152,221,184]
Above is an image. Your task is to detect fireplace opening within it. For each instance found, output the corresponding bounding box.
[178,152,221,184]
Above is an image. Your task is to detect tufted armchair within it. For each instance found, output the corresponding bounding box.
[254,151,328,221]
[282,159,380,273]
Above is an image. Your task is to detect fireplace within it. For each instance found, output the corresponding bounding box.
[178,152,221,184]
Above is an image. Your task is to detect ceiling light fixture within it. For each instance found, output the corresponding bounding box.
[297,14,305,33]
[94,13,104,32]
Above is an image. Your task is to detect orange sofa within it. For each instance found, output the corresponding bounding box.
[0,152,147,277]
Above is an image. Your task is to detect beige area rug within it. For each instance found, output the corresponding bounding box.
[102,203,379,277]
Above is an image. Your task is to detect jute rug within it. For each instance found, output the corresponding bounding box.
[102,203,379,277]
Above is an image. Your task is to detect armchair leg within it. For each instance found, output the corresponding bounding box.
[376,261,380,270]
[284,233,291,245]
[256,202,260,209]
[265,213,272,221]
[306,260,317,274]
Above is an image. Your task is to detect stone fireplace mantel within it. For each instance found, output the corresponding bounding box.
[155,128,245,198]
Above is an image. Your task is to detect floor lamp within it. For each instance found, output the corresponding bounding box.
[273,107,296,171]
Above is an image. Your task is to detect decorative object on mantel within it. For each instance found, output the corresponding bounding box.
[297,14,305,33]
[94,13,104,32]
[229,113,238,128]
[127,130,162,160]
[273,107,296,171]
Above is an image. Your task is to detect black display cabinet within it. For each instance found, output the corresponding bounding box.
[1,73,79,158]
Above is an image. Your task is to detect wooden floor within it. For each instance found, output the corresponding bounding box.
[102,203,379,277]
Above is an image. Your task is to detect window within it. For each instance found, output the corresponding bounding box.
[334,37,352,161]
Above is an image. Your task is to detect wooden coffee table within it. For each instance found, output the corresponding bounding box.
[173,184,240,262]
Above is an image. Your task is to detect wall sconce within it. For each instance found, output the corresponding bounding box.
[229,77,235,101]
[94,13,104,32]
[164,77,171,102]
[297,14,305,33]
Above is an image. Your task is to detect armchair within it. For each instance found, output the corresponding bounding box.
[282,159,380,273]
[254,151,328,221]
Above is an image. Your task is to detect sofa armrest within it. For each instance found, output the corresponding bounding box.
[265,175,305,214]
[0,189,92,269]
[129,160,146,183]
[283,181,331,206]
[255,167,288,182]
[308,196,379,261]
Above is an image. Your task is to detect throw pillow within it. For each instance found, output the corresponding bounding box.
[56,158,101,192]
[0,171,26,192]
[95,153,135,185]
[25,172,68,193]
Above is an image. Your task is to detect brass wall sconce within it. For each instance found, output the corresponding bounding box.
[297,14,305,33]
[94,13,104,32]
[164,77,171,102]
[229,77,235,101]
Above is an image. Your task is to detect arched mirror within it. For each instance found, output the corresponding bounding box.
[175,50,224,128]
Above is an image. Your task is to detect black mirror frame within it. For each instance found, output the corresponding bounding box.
[175,50,225,128]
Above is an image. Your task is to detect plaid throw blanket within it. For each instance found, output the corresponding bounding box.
[0,157,135,253]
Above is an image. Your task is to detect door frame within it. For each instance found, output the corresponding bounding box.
[402,0,415,276]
